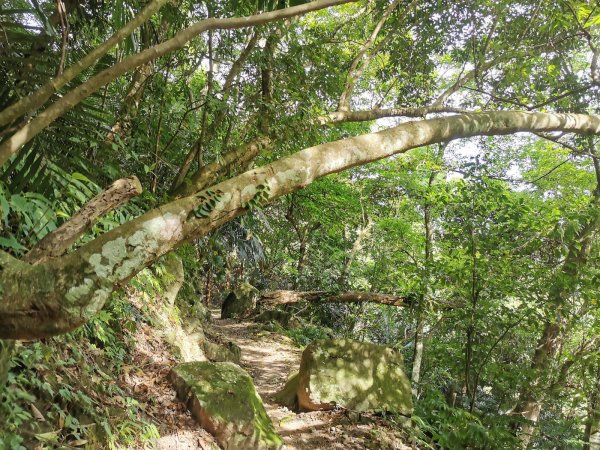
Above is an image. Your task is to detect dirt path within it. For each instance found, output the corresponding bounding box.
[209,310,411,450]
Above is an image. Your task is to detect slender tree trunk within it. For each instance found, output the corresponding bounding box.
[204,265,212,306]
[295,236,309,290]
[411,319,425,397]
[584,362,600,450]
[0,340,15,393]
[284,197,320,290]
[411,168,437,398]
[466,224,480,413]
[337,217,373,289]
[170,29,261,192]
[259,34,275,134]
[161,254,184,306]
[106,54,154,143]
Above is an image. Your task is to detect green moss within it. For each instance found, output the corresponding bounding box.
[299,339,413,415]
[170,362,282,449]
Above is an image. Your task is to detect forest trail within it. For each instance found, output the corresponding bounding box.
[209,310,411,450]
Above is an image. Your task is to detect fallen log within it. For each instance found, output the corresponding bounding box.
[260,290,410,307]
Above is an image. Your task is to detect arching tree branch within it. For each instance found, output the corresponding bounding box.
[0,0,170,127]
[0,0,355,167]
[24,176,143,264]
[0,111,598,340]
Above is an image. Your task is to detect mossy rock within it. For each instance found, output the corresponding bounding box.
[221,282,259,319]
[203,340,241,364]
[169,361,282,450]
[296,339,413,416]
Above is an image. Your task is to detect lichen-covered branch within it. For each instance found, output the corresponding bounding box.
[0,111,598,339]
[178,137,272,197]
[318,105,467,124]
[23,176,143,264]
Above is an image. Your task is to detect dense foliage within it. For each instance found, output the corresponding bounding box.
[0,0,599,448]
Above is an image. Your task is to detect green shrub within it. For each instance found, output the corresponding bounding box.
[411,390,518,450]
[285,324,331,348]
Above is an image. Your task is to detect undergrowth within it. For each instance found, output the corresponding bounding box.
[285,324,332,348]
[0,267,173,449]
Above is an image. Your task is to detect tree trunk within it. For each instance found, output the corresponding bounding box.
[0,111,598,339]
[0,339,15,393]
[106,61,154,142]
[411,319,424,397]
[337,218,373,289]
[411,166,437,398]
[161,254,185,306]
[170,29,261,192]
[584,362,600,450]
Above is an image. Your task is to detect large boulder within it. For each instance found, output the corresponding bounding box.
[169,361,282,450]
[221,282,259,319]
[295,339,413,416]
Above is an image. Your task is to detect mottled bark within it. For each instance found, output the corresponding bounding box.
[24,176,143,264]
[177,137,272,197]
[161,254,185,306]
[318,106,466,124]
[0,111,598,339]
